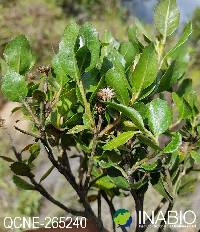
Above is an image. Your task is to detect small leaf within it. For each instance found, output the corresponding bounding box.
[165,22,192,59]
[10,162,33,177]
[103,131,136,151]
[105,68,130,105]
[108,175,130,190]
[3,35,35,74]
[80,23,100,71]
[191,151,200,164]
[119,42,139,67]
[141,162,158,171]
[95,176,116,190]
[28,143,40,164]
[106,101,145,132]
[154,0,180,37]
[13,175,35,190]
[0,156,15,162]
[163,133,182,153]
[131,44,158,101]
[137,135,161,150]
[67,125,86,134]
[147,98,172,136]
[39,166,55,183]
[52,22,79,84]
[1,70,28,102]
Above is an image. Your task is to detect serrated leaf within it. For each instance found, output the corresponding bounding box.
[67,125,86,134]
[13,175,35,190]
[147,98,172,136]
[154,0,180,37]
[164,133,182,153]
[52,22,79,84]
[3,35,35,75]
[80,23,100,71]
[39,166,55,183]
[28,143,40,164]
[10,162,32,177]
[165,22,192,59]
[103,131,136,151]
[131,44,158,101]
[0,156,15,162]
[105,68,130,105]
[1,70,28,102]
[106,101,145,132]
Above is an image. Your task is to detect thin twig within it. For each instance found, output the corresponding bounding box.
[29,176,85,217]
[14,126,41,139]
[158,201,174,232]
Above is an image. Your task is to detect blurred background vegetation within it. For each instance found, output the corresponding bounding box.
[0,0,200,231]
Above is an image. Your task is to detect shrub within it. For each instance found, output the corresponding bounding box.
[0,0,199,231]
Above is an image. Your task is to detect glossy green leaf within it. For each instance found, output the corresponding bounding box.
[10,162,33,177]
[1,70,28,102]
[28,143,40,164]
[80,23,100,71]
[105,68,130,105]
[154,0,180,37]
[165,22,192,59]
[3,35,35,74]
[13,175,35,190]
[147,98,172,135]
[52,22,79,84]
[163,133,182,153]
[103,131,136,150]
[131,44,158,101]
[119,42,139,67]
[106,102,145,132]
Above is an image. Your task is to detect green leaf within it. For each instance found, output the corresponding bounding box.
[151,173,173,202]
[172,92,192,120]
[137,135,161,150]
[3,35,35,75]
[103,131,136,151]
[52,22,79,84]
[154,0,180,37]
[191,151,200,164]
[141,162,158,171]
[106,102,145,132]
[80,23,100,71]
[67,125,86,134]
[0,156,15,162]
[108,175,130,190]
[147,98,172,136]
[10,162,33,177]
[165,22,192,59]
[119,42,139,67]
[105,68,130,105]
[28,143,40,164]
[163,133,182,153]
[13,175,35,190]
[131,44,158,101]
[39,166,55,183]
[95,176,116,190]
[1,70,28,102]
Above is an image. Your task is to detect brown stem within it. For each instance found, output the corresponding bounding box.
[158,201,174,232]
[131,190,145,232]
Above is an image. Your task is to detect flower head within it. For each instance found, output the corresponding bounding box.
[97,87,115,101]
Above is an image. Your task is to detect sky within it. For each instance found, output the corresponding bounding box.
[123,0,200,23]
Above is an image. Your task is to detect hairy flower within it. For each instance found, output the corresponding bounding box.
[97,87,115,101]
